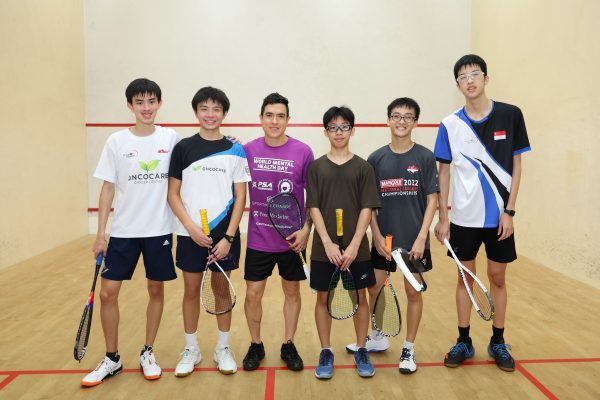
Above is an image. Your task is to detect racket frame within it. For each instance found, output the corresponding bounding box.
[73,253,103,362]
[392,248,426,292]
[327,267,359,320]
[372,235,402,337]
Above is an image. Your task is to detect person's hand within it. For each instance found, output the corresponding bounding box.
[497,213,514,241]
[286,225,310,253]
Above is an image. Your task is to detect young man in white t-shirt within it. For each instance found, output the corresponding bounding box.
[81,79,179,387]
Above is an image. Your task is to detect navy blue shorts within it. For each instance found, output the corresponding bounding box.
[244,248,306,281]
[310,260,375,292]
[176,235,240,273]
[371,247,433,273]
[449,223,517,263]
[102,234,177,281]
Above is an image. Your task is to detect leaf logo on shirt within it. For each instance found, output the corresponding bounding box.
[139,160,160,172]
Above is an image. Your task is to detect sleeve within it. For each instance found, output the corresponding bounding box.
[359,162,381,209]
[366,151,381,193]
[434,123,452,163]
[168,141,184,180]
[512,107,531,155]
[301,146,315,189]
[233,144,252,183]
[93,139,117,183]
[422,151,440,195]
[305,162,319,209]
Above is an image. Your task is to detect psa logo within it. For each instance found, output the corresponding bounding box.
[252,181,273,191]
[139,160,160,172]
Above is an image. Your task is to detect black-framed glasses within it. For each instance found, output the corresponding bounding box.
[326,124,352,133]
[456,70,485,83]
[390,114,416,123]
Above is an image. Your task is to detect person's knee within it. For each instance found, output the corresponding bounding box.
[147,281,164,298]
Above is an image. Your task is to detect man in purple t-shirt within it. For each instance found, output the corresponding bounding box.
[242,93,314,372]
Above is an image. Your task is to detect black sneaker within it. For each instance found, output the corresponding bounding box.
[443,341,475,367]
[487,340,515,372]
[280,341,304,371]
[242,342,265,371]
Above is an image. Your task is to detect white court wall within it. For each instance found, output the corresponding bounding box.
[472,0,600,287]
[85,0,470,232]
[0,1,87,269]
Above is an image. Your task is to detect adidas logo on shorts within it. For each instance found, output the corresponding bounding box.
[163,240,170,246]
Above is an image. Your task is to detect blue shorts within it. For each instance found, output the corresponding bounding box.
[176,235,240,273]
[102,234,177,281]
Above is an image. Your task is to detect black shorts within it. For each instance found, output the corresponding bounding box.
[176,235,240,273]
[371,247,433,273]
[310,260,375,292]
[102,234,177,281]
[244,248,306,281]
[448,223,517,263]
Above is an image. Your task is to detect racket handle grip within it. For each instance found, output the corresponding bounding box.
[96,253,103,266]
[335,209,343,237]
[200,209,210,235]
[385,234,392,252]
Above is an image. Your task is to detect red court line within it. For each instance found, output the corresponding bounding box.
[264,368,276,400]
[86,122,439,128]
[0,374,18,391]
[516,362,558,400]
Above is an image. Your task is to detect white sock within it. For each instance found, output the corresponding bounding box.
[403,340,414,350]
[322,347,333,353]
[217,330,230,349]
[185,332,198,349]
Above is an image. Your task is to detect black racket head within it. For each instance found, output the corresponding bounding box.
[267,192,303,239]
[74,306,93,361]
[372,284,401,337]
[327,269,359,320]
[201,265,236,315]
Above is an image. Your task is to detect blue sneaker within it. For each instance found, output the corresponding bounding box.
[488,341,515,372]
[354,348,375,377]
[315,349,334,379]
[444,341,475,367]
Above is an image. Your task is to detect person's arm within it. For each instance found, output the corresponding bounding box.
[310,207,343,267]
[167,177,212,247]
[211,182,246,260]
[340,208,372,269]
[92,181,115,258]
[497,154,522,241]
[410,193,438,259]
[434,162,451,242]
[370,210,389,260]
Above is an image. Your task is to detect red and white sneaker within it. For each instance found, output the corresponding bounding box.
[81,356,123,387]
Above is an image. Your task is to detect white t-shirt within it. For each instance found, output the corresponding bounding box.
[94,126,179,237]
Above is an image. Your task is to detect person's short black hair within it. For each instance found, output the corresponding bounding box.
[454,54,488,80]
[387,97,420,120]
[125,78,161,104]
[323,106,355,128]
[261,92,289,116]
[191,86,230,113]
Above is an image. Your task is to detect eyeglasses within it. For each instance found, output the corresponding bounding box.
[389,114,416,123]
[456,70,485,83]
[326,124,352,133]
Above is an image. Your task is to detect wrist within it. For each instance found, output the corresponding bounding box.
[223,234,236,244]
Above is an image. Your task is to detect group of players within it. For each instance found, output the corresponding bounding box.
[81,54,531,386]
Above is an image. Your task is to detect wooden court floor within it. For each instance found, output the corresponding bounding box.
[0,235,598,399]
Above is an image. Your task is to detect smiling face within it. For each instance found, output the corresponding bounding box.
[388,105,417,139]
[260,103,289,141]
[456,64,489,101]
[324,116,354,149]
[127,93,161,125]
[195,99,226,131]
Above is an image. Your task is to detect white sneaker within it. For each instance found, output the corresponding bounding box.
[346,334,390,353]
[140,348,162,380]
[214,346,238,375]
[399,346,417,374]
[175,347,202,377]
[80,356,123,387]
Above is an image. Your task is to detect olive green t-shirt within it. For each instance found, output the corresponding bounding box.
[306,155,381,262]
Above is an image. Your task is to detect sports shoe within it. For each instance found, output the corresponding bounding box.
[444,341,475,367]
[346,333,390,353]
[214,346,238,374]
[488,341,515,372]
[80,356,123,387]
[280,341,304,371]
[174,347,202,377]
[140,348,162,380]
[399,346,417,374]
[243,342,265,371]
[314,349,334,379]
[354,348,375,377]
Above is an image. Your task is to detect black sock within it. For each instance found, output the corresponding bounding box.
[458,326,471,344]
[491,326,504,344]
[140,345,153,356]
[106,351,120,363]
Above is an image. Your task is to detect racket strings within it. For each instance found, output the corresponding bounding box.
[75,312,91,358]
[471,282,494,320]
[327,271,358,319]
[373,284,401,337]
[268,194,303,238]
[201,268,235,315]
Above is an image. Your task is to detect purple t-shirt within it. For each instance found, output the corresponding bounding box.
[244,136,314,252]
